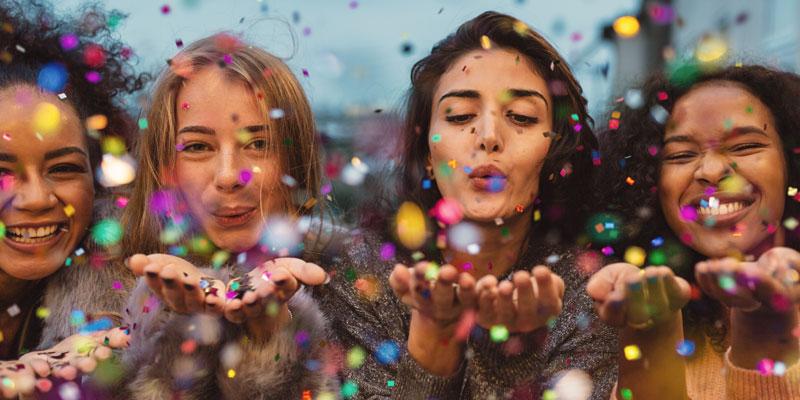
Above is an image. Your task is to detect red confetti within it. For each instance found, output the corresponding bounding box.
[160,4,170,14]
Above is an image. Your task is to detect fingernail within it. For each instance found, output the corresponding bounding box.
[628,281,643,291]
[323,273,331,285]
[145,271,158,278]
[124,257,130,268]
[163,278,176,288]
[274,279,287,286]
[183,283,195,291]
[646,276,658,284]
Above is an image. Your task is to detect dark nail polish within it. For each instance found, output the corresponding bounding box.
[163,278,176,288]
[183,283,195,291]
[146,271,158,278]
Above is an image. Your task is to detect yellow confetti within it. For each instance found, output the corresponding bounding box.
[720,174,747,193]
[624,344,641,360]
[63,204,75,217]
[35,307,50,319]
[227,369,236,378]
[624,246,646,267]
[448,159,457,169]
[611,111,621,119]
[252,166,262,174]
[613,16,640,38]
[0,331,3,343]
[480,35,491,50]
[102,136,126,156]
[512,20,528,35]
[695,35,728,63]
[395,201,427,250]
[788,187,798,197]
[533,209,541,222]
[85,114,108,131]
[33,102,61,135]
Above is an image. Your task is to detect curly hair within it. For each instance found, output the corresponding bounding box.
[0,0,148,177]
[381,11,597,254]
[595,63,800,353]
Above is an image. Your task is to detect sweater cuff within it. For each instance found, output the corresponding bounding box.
[216,289,337,399]
[724,346,800,399]
[395,353,465,399]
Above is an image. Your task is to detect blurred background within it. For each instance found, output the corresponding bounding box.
[52,0,800,217]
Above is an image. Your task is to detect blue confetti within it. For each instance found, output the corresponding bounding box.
[37,63,68,93]
[375,340,400,365]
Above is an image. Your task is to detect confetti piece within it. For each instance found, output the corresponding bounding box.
[430,197,463,225]
[138,118,148,130]
[379,243,395,260]
[6,304,20,317]
[375,340,400,365]
[757,358,775,376]
[696,35,728,63]
[341,380,358,398]
[239,169,253,185]
[0,222,4,238]
[676,339,695,357]
[33,102,61,135]
[625,176,635,185]
[98,154,136,187]
[346,346,367,369]
[783,217,798,230]
[269,108,285,119]
[680,205,698,222]
[37,63,68,93]
[160,4,170,14]
[395,202,426,249]
[86,114,108,131]
[59,34,79,51]
[431,133,441,143]
[613,16,640,38]
[36,307,50,319]
[620,388,633,400]
[227,369,236,378]
[624,89,643,109]
[399,41,414,55]
[789,187,798,197]
[480,35,491,49]
[490,325,509,342]
[623,344,641,360]
[623,246,646,266]
[91,219,123,246]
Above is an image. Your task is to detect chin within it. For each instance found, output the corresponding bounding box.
[1,261,61,280]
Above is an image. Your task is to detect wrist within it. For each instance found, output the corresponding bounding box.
[407,310,463,376]
[730,306,799,368]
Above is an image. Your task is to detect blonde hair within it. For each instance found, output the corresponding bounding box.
[122,33,320,257]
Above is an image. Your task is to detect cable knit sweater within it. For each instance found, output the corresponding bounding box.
[314,231,619,399]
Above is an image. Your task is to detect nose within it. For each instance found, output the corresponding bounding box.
[13,173,58,213]
[475,112,504,154]
[214,148,244,192]
[693,151,732,186]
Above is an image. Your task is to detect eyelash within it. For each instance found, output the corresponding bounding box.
[179,139,268,153]
[50,163,86,174]
[245,138,268,150]
[444,112,540,126]
[445,114,475,124]
[663,143,767,162]
[729,143,766,152]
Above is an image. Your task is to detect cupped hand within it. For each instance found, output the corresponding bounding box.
[389,262,477,329]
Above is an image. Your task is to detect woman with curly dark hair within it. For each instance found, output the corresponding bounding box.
[0,0,145,397]
[314,11,617,399]
[588,64,800,399]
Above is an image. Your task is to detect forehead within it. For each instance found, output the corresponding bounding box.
[667,83,775,136]
[176,67,262,124]
[433,48,550,100]
[0,86,86,153]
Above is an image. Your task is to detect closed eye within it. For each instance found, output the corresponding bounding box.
[729,143,767,153]
[181,142,212,153]
[506,111,539,126]
[49,163,87,174]
[445,114,475,124]
[663,152,697,162]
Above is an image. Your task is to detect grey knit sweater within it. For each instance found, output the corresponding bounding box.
[314,231,618,399]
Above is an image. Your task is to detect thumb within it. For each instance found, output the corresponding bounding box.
[270,257,328,286]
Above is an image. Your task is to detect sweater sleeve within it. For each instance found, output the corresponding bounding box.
[215,289,339,399]
[314,234,466,399]
[724,347,800,400]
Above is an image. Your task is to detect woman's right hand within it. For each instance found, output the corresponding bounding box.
[127,253,226,315]
[389,262,477,329]
[587,263,691,329]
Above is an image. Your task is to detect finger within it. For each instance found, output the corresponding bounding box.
[625,273,650,325]
[534,267,563,317]
[52,365,77,381]
[268,258,328,286]
[661,268,691,311]
[127,254,151,276]
[181,275,205,313]
[28,359,50,378]
[12,372,34,396]
[643,267,670,321]
[74,356,97,374]
[476,276,498,327]
[495,280,515,326]
[389,264,412,299]
[513,271,535,320]
[92,346,112,361]
[100,327,131,349]
[586,263,638,302]
[242,291,267,320]
[597,289,628,327]
[142,263,164,294]
[409,262,433,311]
[225,299,246,324]
[457,273,477,309]
[160,265,187,312]
[268,267,300,302]
[431,265,458,316]
[204,292,226,315]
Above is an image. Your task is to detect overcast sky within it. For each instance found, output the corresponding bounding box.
[55,0,639,115]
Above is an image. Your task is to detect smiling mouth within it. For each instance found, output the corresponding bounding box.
[696,200,753,217]
[6,223,67,244]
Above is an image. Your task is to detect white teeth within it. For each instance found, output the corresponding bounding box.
[697,201,746,217]
[6,224,60,243]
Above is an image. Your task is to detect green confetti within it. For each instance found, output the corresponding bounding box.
[341,381,358,398]
[647,249,666,265]
[387,380,395,387]
[138,118,148,130]
[620,387,633,400]
[431,133,441,143]
[424,263,440,281]
[346,346,366,369]
[65,257,73,267]
[211,250,230,268]
[542,390,557,400]
[0,221,5,238]
[489,325,509,342]
[345,267,358,282]
[91,219,123,247]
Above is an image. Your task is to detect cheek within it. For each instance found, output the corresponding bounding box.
[174,161,211,198]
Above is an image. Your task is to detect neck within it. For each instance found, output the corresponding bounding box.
[442,209,532,279]
[0,270,36,309]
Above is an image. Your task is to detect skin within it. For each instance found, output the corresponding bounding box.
[389,48,566,376]
[588,82,798,399]
[129,66,327,344]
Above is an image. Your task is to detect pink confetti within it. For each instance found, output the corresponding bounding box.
[112,281,123,290]
[757,358,775,376]
[302,27,311,36]
[379,243,395,260]
[302,68,309,77]
[321,183,332,195]
[59,34,79,51]
[647,145,659,156]
[239,169,253,185]
[223,54,233,64]
[85,70,102,83]
[181,102,190,110]
[430,197,463,225]
[160,4,170,14]
[115,196,129,208]
[657,91,669,101]
[680,205,698,221]
[349,1,358,9]
[570,32,583,42]
[601,246,614,256]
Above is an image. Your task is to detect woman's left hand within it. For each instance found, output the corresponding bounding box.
[695,247,800,313]
[222,258,328,344]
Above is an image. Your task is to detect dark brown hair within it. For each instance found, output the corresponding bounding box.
[398,11,597,244]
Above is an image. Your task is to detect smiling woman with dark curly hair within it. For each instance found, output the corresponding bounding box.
[0,0,146,397]
[588,64,800,399]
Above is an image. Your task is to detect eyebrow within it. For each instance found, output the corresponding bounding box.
[664,125,769,145]
[177,125,268,135]
[438,88,549,109]
[0,146,87,163]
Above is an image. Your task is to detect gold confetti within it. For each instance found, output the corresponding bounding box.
[480,35,491,50]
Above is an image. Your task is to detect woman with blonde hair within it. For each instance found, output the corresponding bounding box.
[117,32,337,398]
